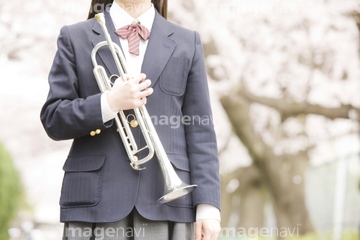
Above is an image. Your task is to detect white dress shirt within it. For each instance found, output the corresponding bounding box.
[100,2,220,222]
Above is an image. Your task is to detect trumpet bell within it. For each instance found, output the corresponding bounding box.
[158,183,197,203]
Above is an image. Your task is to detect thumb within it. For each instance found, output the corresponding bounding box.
[195,221,203,240]
[123,74,132,81]
[115,74,131,84]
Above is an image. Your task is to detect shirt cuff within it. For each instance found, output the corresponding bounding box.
[196,204,221,222]
[101,92,117,123]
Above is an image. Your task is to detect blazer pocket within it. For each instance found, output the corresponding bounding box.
[60,154,105,208]
[160,57,190,96]
[165,154,194,208]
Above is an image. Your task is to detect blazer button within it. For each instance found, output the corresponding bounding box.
[95,129,101,135]
[90,131,96,136]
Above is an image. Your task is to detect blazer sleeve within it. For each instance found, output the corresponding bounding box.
[182,31,221,210]
[40,26,105,140]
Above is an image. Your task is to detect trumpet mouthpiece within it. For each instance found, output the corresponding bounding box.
[95,13,105,24]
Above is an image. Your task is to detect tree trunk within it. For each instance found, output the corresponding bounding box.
[220,93,315,236]
[221,166,266,229]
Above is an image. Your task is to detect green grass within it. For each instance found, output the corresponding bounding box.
[0,143,23,240]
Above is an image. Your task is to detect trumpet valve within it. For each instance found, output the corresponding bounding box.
[130,119,138,128]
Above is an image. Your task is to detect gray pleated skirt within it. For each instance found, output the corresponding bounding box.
[62,208,194,240]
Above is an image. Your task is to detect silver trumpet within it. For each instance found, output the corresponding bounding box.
[91,13,197,203]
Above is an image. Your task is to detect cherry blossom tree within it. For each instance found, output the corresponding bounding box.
[170,0,360,236]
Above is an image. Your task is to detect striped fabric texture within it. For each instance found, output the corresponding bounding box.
[115,20,150,56]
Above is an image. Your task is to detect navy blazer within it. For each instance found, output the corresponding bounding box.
[40,10,220,223]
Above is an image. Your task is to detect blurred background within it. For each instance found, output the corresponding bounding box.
[0,0,359,239]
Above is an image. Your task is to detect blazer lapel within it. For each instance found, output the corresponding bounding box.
[142,12,176,87]
[91,10,122,76]
[91,10,176,86]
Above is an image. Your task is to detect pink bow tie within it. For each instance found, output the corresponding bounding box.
[115,21,150,56]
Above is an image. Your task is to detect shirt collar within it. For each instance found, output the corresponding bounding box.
[109,2,155,32]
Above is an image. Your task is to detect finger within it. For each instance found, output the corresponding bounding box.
[112,77,124,87]
[210,224,221,240]
[210,233,219,240]
[194,221,202,240]
[200,220,219,240]
[119,74,131,82]
[138,87,153,98]
[133,99,146,108]
[139,73,146,81]
[202,231,211,240]
[112,75,129,87]
[132,73,146,84]
[137,79,152,91]
[212,227,221,240]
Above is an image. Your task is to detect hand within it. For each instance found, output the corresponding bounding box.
[107,73,153,111]
[195,219,221,240]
